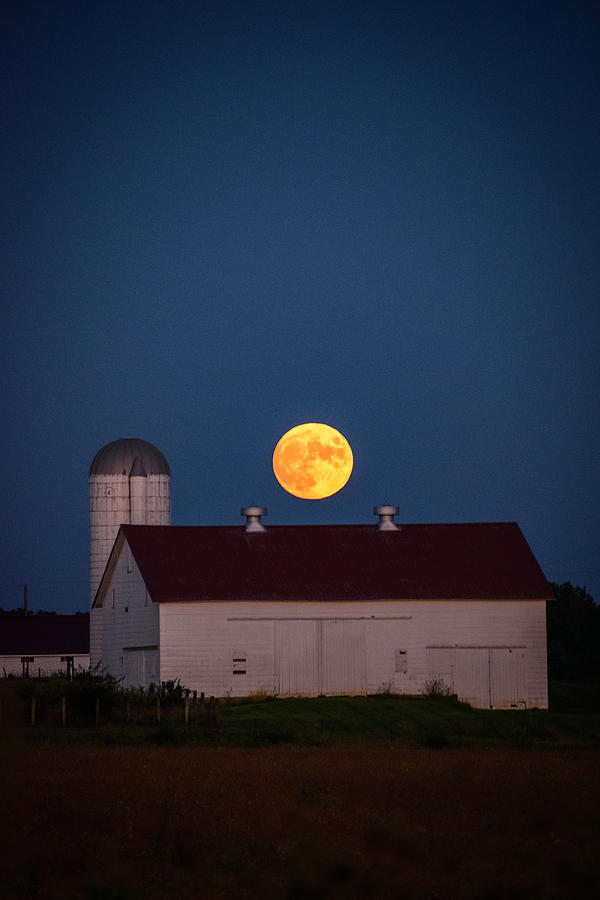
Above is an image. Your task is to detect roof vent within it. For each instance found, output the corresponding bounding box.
[374,505,399,531]
[241,506,267,533]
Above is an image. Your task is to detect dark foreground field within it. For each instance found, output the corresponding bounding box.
[1,744,599,899]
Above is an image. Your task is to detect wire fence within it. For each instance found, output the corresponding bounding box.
[0,678,219,730]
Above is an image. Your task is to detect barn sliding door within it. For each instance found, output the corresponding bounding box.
[455,648,490,707]
[275,620,320,695]
[426,647,455,693]
[427,646,527,708]
[322,619,366,694]
[275,619,366,696]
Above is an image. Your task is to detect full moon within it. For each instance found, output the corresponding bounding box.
[272,423,354,499]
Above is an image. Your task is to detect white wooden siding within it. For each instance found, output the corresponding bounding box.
[89,607,103,670]
[99,541,159,688]
[158,599,548,708]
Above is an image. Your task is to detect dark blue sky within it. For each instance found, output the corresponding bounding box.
[3,0,599,612]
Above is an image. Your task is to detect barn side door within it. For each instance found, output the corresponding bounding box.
[490,648,527,708]
[122,649,144,688]
[122,647,159,689]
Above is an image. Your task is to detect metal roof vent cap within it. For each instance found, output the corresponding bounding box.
[241,506,267,533]
[374,505,399,531]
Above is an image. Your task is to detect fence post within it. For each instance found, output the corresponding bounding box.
[184,697,189,726]
[61,696,66,726]
[95,698,100,726]
[31,696,36,726]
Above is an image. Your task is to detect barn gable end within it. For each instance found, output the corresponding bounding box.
[95,536,159,688]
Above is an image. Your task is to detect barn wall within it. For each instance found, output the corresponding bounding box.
[89,608,103,671]
[158,599,548,708]
[100,541,159,687]
[0,654,90,677]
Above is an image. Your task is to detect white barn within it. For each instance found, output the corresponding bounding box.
[92,511,552,709]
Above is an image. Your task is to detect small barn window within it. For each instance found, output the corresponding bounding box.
[112,588,116,608]
[126,550,132,574]
[394,649,408,674]
[233,655,247,675]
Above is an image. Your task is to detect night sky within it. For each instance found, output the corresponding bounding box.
[3,1,599,613]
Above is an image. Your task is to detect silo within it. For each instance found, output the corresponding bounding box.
[89,438,171,670]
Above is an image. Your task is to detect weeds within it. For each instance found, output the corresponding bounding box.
[423,678,453,698]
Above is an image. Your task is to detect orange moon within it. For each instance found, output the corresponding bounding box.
[272,423,353,499]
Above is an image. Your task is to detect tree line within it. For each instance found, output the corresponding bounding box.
[548,583,599,683]
[0,608,86,615]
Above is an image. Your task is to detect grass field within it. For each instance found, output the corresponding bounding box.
[1,683,599,898]
[1,743,599,899]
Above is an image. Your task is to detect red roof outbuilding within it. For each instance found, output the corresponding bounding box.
[0,615,90,655]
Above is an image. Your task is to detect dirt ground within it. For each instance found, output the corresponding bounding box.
[1,744,599,899]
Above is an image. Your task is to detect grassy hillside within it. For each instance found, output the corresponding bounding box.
[2,680,599,748]
[214,686,600,748]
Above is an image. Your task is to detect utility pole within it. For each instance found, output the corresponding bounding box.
[24,583,28,615]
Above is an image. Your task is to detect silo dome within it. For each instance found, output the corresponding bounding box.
[89,438,171,477]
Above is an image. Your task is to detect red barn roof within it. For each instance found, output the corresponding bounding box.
[0,615,89,655]
[97,522,553,604]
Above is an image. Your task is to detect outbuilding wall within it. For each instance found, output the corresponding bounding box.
[158,599,548,709]
[0,654,90,677]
